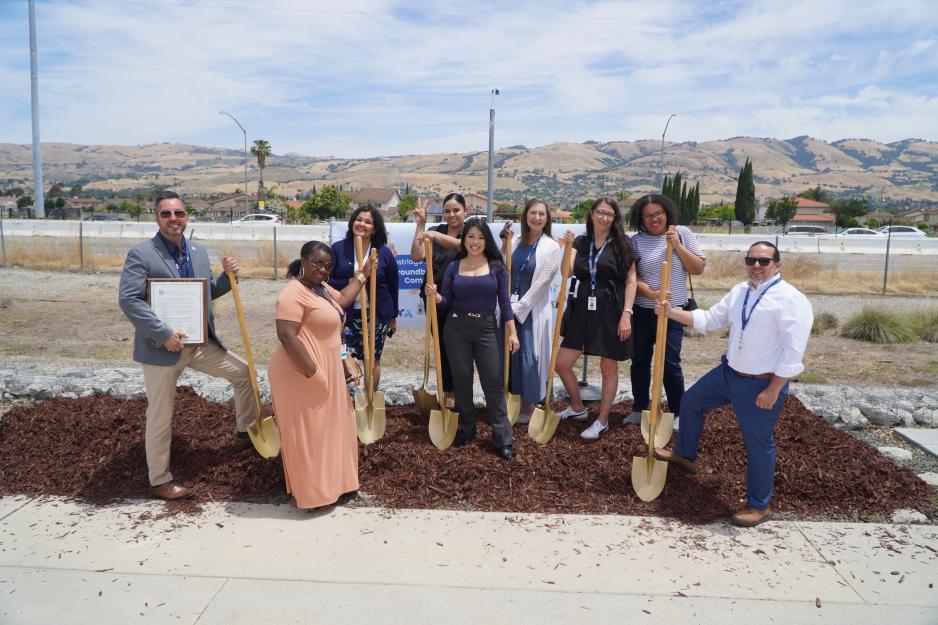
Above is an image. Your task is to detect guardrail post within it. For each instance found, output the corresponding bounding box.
[0,217,7,267]
[272,226,278,280]
[79,221,84,272]
[882,221,893,295]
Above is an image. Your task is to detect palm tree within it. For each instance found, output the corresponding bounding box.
[250,139,271,202]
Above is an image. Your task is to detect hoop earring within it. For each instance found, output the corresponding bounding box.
[299,266,304,279]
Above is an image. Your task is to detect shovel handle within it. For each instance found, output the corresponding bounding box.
[542,240,573,405]
[424,238,446,408]
[226,271,264,420]
[355,236,371,398]
[649,237,673,426]
[369,247,378,403]
[503,235,512,394]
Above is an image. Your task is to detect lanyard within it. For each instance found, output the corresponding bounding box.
[308,283,346,323]
[513,239,539,293]
[588,236,608,294]
[161,236,192,278]
[740,277,782,331]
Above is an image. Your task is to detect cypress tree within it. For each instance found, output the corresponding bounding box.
[734,158,756,232]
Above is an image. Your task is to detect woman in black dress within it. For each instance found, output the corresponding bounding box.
[555,198,637,440]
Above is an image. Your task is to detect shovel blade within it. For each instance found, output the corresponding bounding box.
[532,411,560,445]
[506,393,522,425]
[527,406,547,439]
[630,455,668,502]
[640,410,675,448]
[429,407,459,450]
[412,387,439,418]
[247,415,281,459]
[366,391,387,443]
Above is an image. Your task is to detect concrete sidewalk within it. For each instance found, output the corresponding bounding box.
[1,496,936,624]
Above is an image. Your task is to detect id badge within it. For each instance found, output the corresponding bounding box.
[510,293,520,304]
[587,296,597,311]
[341,343,348,359]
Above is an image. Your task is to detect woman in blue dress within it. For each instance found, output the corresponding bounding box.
[500,199,562,424]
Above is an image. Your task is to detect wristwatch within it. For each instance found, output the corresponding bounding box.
[623,309,633,316]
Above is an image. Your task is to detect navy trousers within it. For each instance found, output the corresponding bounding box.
[674,356,788,510]
[630,305,686,415]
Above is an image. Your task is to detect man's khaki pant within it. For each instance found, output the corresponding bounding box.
[142,342,258,487]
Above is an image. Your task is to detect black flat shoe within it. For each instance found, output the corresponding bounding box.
[453,433,471,447]
[497,445,513,461]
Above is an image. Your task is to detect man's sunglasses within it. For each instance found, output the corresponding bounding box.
[744,256,774,267]
[158,210,188,219]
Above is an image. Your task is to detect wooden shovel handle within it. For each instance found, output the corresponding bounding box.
[503,236,512,394]
[424,239,446,408]
[355,236,371,395]
[543,240,573,402]
[649,237,673,419]
[369,247,378,402]
[226,271,264,418]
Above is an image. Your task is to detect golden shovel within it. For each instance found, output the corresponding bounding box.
[226,271,280,459]
[631,240,675,501]
[412,302,440,417]
[424,239,459,450]
[503,235,521,424]
[527,239,573,444]
[364,246,386,441]
[353,237,383,444]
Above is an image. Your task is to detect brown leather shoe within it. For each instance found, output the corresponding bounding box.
[731,507,773,527]
[149,482,194,501]
[653,448,698,474]
[231,432,253,452]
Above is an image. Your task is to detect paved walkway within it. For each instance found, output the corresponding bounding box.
[1,496,936,624]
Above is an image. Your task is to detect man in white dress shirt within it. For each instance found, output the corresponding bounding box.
[653,241,813,527]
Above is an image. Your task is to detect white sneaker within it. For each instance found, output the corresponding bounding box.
[673,417,680,432]
[580,419,609,440]
[622,411,642,425]
[517,412,532,424]
[557,405,588,421]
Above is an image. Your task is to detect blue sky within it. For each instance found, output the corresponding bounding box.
[1,0,936,158]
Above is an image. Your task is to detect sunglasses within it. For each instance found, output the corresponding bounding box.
[306,258,333,270]
[158,210,188,219]
[744,256,774,267]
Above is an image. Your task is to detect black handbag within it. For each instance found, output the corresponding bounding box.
[678,230,698,311]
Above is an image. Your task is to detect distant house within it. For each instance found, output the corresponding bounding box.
[0,196,16,212]
[905,207,938,230]
[205,193,255,220]
[789,198,835,231]
[865,211,895,225]
[349,188,401,217]
[464,193,488,215]
[64,197,103,212]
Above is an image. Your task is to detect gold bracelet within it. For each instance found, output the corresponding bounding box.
[356,272,366,284]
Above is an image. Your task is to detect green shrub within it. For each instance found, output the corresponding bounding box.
[841,307,913,344]
[908,306,938,343]
[811,312,839,335]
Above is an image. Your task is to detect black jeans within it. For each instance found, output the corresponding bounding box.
[629,305,686,416]
[443,311,512,448]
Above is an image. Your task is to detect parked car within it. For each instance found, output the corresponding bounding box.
[834,227,885,237]
[775,225,829,235]
[234,213,282,225]
[83,214,121,221]
[875,225,926,238]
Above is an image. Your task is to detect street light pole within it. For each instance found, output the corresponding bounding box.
[657,113,676,190]
[486,89,499,221]
[28,0,44,218]
[220,112,249,216]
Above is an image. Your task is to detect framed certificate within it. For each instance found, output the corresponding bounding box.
[147,278,209,346]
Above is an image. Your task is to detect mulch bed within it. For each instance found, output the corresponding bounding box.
[0,388,933,524]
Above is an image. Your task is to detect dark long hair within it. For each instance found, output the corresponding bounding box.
[442,192,467,211]
[586,198,633,274]
[344,204,388,249]
[457,217,504,269]
[520,198,552,241]
[629,193,677,233]
[286,240,331,278]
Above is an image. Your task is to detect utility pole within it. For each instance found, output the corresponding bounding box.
[486,89,499,221]
[28,0,44,218]
[657,113,676,190]
[220,112,249,215]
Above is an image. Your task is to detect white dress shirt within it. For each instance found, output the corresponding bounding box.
[691,277,813,378]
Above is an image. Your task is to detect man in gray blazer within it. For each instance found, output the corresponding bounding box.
[119,190,259,501]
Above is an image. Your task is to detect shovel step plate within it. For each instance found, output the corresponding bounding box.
[506,393,522,425]
[640,410,675,448]
[630,455,668,502]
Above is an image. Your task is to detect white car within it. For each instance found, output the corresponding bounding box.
[234,213,282,225]
[875,225,926,238]
[834,228,885,237]
[775,225,828,235]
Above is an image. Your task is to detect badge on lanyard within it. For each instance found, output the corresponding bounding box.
[341,343,348,360]
[587,296,597,311]
[587,236,607,313]
[510,293,519,304]
[737,277,782,352]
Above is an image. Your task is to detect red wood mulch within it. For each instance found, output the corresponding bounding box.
[0,388,932,524]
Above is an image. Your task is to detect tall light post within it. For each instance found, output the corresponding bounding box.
[657,113,676,190]
[486,88,499,221]
[28,0,44,218]
[219,111,249,215]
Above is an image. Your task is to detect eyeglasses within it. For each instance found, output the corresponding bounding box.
[158,210,188,219]
[306,258,333,270]
[744,256,774,267]
[592,210,616,219]
[643,210,666,221]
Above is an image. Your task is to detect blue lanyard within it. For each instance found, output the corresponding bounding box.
[588,237,608,294]
[513,239,539,293]
[741,277,782,331]
[309,283,346,323]
[161,236,192,278]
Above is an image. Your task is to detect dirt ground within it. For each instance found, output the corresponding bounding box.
[1,268,936,388]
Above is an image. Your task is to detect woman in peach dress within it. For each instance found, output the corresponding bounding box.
[268,240,371,509]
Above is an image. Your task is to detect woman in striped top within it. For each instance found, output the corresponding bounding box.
[627,194,706,430]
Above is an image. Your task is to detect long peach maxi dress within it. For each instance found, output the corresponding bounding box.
[268,279,359,508]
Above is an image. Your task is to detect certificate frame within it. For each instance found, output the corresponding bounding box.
[147,278,209,346]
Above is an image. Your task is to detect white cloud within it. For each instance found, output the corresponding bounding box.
[0,0,936,156]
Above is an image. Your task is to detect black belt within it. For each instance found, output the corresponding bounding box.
[452,310,495,319]
[728,366,773,380]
